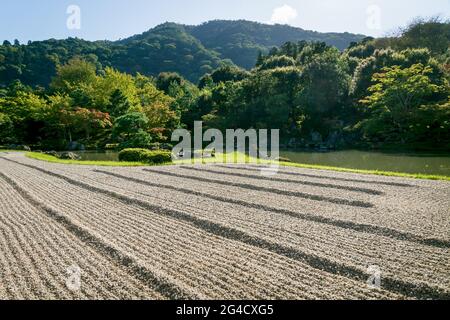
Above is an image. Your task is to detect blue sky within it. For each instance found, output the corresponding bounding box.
[1,0,449,42]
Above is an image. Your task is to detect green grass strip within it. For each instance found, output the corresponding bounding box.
[25,152,153,167]
[2,151,446,181]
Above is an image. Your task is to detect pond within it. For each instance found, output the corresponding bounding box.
[76,150,120,162]
[75,150,450,176]
[279,150,450,176]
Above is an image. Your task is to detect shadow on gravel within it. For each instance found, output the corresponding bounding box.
[143,168,374,208]
[1,156,449,300]
[219,165,416,188]
[96,169,450,250]
[180,166,385,195]
[0,171,192,300]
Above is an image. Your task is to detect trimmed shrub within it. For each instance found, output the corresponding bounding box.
[119,148,172,164]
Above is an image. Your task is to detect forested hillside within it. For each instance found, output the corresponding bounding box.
[0,20,364,86]
[187,20,365,69]
[0,19,449,152]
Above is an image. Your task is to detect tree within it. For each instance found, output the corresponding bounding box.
[142,101,178,135]
[0,111,14,144]
[297,48,350,135]
[258,55,297,70]
[208,66,249,84]
[51,57,97,93]
[92,67,140,110]
[202,66,303,137]
[134,74,179,138]
[156,72,185,93]
[108,89,131,118]
[256,51,264,66]
[397,18,450,55]
[72,108,112,140]
[47,94,75,142]
[111,112,152,149]
[0,86,48,144]
[359,63,449,143]
[198,74,214,89]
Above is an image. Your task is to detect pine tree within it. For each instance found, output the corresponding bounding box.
[108,89,131,118]
[256,51,264,67]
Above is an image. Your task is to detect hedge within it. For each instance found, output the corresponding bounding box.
[118,148,172,164]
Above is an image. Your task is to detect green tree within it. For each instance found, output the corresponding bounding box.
[359,63,449,143]
[108,89,132,118]
[156,72,185,93]
[0,111,14,144]
[92,67,140,111]
[258,55,297,70]
[297,48,350,136]
[111,112,152,149]
[51,57,97,93]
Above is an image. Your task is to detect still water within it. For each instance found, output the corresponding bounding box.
[279,150,450,176]
[76,150,450,176]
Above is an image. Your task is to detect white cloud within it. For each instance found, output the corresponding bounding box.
[270,4,298,25]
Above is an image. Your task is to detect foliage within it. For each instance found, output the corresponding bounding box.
[0,20,364,87]
[50,57,97,92]
[111,112,152,149]
[374,18,450,55]
[188,20,364,69]
[118,148,172,164]
[156,72,185,93]
[358,63,449,144]
[0,19,449,152]
[257,55,297,70]
[0,59,176,150]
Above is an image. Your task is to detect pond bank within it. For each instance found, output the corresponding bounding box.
[69,149,450,177]
[18,151,450,181]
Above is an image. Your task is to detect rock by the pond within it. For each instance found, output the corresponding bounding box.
[8,144,31,151]
[58,152,81,160]
[276,157,292,162]
[311,132,323,144]
[67,141,85,151]
[287,138,297,148]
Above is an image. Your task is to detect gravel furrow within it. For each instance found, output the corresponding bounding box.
[81,168,450,293]
[143,168,375,208]
[95,169,448,248]
[132,165,448,239]
[0,173,166,300]
[0,155,404,299]
[1,153,448,300]
[219,165,416,187]
[180,165,385,195]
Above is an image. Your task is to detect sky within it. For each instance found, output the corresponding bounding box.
[1,0,449,43]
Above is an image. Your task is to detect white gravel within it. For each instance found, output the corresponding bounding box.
[0,152,448,300]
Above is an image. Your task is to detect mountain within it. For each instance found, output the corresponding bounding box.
[0,20,365,86]
[186,20,366,69]
[113,23,225,81]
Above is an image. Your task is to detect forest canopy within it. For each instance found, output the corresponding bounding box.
[0,19,449,152]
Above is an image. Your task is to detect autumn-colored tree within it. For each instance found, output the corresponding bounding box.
[72,108,112,140]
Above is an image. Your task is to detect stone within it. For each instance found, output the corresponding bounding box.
[311,132,323,144]
[58,152,81,160]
